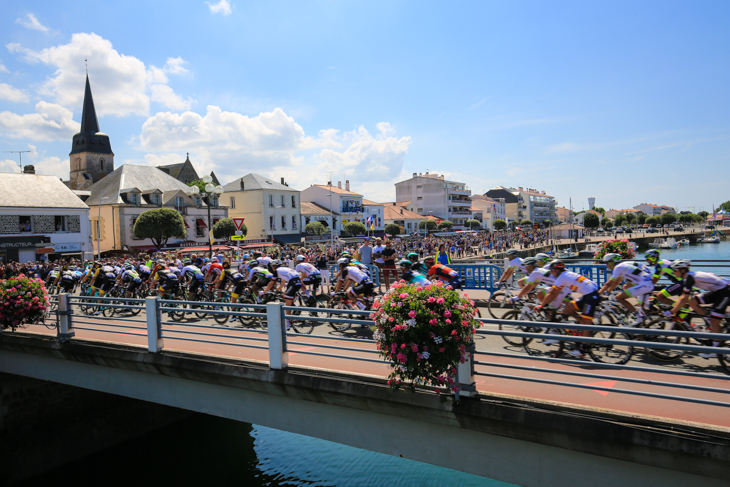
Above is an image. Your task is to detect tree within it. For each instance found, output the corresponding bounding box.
[212,218,245,240]
[660,212,677,225]
[305,221,326,236]
[543,220,552,228]
[583,212,600,228]
[384,223,401,237]
[614,214,627,227]
[520,219,532,226]
[646,216,660,226]
[593,206,606,216]
[465,219,481,229]
[344,221,366,236]
[601,217,613,229]
[698,211,709,220]
[187,180,207,194]
[133,208,186,249]
[637,212,647,225]
[493,219,507,230]
[625,212,637,224]
[719,201,730,212]
[418,219,437,231]
[437,220,454,231]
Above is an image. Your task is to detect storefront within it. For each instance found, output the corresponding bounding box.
[0,236,51,264]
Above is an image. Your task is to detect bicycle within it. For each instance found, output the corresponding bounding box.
[287,290,327,334]
[326,291,373,332]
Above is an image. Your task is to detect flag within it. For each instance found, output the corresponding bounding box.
[370,223,374,230]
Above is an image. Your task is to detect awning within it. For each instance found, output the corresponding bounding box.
[184,220,189,228]
[35,248,54,254]
[176,245,234,253]
[196,219,207,227]
[273,233,307,244]
[238,243,276,249]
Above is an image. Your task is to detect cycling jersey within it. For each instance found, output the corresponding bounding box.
[402,269,430,286]
[208,262,223,278]
[345,266,370,284]
[428,263,459,281]
[653,259,680,283]
[609,262,652,285]
[168,266,182,277]
[248,267,273,282]
[275,267,301,283]
[182,265,205,280]
[257,256,273,267]
[681,271,730,294]
[507,257,526,273]
[295,262,320,278]
[553,271,598,295]
[220,268,244,284]
[102,265,116,278]
[526,267,556,287]
[121,269,141,283]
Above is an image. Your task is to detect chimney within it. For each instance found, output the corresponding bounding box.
[392,202,396,205]
[338,181,342,189]
[345,180,350,191]
[400,209,403,214]
[240,180,244,190]
[281,177,285,185]
[327,181,331,186]
[413,172,417,177]
[23,165,35,174]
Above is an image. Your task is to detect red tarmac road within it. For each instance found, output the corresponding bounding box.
[23,315,730,430]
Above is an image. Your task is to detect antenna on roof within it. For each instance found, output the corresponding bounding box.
[3,150,31,171]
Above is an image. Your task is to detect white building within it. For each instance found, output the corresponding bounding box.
[382,202,424,234]
[485,186,557,225]
[394,172,472,230]
[633,203,676,216]
[470,195,506,230]
[0,168,93,263]
[301,181,381,235]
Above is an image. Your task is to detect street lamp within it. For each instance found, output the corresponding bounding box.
[190,174,223,258]
[96,188,113,259]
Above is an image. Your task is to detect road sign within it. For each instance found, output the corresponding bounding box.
[235,230,243,236]
[231,235,245,241]
[233,218,245,230]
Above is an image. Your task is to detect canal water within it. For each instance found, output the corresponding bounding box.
[647,239,730,277]
[21,413,517,486]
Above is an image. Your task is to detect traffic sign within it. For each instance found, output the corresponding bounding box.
[233,218,245,230]
[231,235,245,241]
[235,230,243,236]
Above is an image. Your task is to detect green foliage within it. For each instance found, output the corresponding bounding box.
[593,239,636,260]
[698,210,709,219]
[593,206,606,216]
[187,180,207,194]
[660,212,677,225]
[543,220,552,228]
[614,214,627,227]
[385,223,401,236]
[419,219,437,230]
[305,221,327,235]
[133,208,186,249]
[344,221,367,236]
[625,212,637,224]
[437,220,454,231]
[0,276,49,331]
[371,282,480,393]
[493,219,507,230]
[465,219,481,229]
[583,212,600,228]
[646,216,659,226]
[637,213,647,225]
[212,218,243,239]
[601,217,613,229]
[719,201,730,213]
[520,219,532,226]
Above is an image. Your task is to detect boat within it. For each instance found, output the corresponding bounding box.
[649,237,678,249]
[677,238,690,246]
[556,249,579,260]
[579,243,599,258]
[699,236,721,244]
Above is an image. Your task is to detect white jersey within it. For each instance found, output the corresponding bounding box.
[508,257,526,273]
[345,265,370,284]
[257,256,273,267]
[296,262,320,278]
[553,271,598,295]
[526,267,556,287]
[275,267,300,283]
[682,271,730,293]
[610,262,652,285]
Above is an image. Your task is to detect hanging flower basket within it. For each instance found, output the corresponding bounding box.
[593,239,635,260]
[0,275,50,331]
[371,280,480,393]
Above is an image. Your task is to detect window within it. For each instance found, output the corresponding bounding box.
[291,195,296,208]
[175,197,184,213]
[417,208,423,213]
[100,159,105,171]
[93,220,101,240]
[54,216,66,232]
[305,217,310,225]
[269,216,274,230]
[416,185,422,189]
[19,216,32,233]
[269,195,274,207]
[195,220,206,238]
[131,217,141,240]
[280,195,285,207]
[417,196,423,201]
[230,197,236,209]
[281,215,286,230]
[292,216,297,229]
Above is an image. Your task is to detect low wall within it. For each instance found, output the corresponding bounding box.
[0,333,728,487]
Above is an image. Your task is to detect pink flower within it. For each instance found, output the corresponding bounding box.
[443,310,452,318]
[439,347,445,352]
[436,298,445,304]
[408,310,417,318]
[445,319,451,324]
[399,293,409,299]
[400,343,406,349]
[388,317,395,322]
[411,344,419,353]
[429,318,437,325]
[427,297,436,303]
[416,286,423,291]
[451,330,457,336]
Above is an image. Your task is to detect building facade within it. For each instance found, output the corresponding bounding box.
[0,169,93,262]
[633,203,675,216]
[486,186,556,225]
[470,195,506,230]
[382,203,423,234]
[394,172,472,230]
[301,181,377,235]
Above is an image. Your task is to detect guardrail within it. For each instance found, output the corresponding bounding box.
[29,294,730,405]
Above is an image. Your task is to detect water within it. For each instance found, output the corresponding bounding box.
[21,414,516,486]
[649,239,730,277]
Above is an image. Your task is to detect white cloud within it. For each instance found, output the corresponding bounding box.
[7,32,192,116]
[207,0,232,15]
[15,14,49,33]
[376,122,395,136]
[0,83,29,102]
[0,61,8,73]
[0,101,77,141]
[0,159,21,174]
[0,145,66,179]
[150,84,193,111]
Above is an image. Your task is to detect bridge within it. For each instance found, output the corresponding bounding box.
[1,287,729,486]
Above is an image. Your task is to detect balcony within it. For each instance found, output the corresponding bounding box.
[447,186,471,195]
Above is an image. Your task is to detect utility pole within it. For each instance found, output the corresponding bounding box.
[3,150,31,171]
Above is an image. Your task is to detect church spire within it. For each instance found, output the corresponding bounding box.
[79,74,100,134]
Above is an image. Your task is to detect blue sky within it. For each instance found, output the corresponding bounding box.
[1,0,728,212]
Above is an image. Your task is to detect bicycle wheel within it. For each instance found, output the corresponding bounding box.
[212,298,230,325]
[588,330,634,365]
[236,297,258,327]
[642,317,687,362]
[498,309,530,347]
[487,290,515,319]
[522,315,565,358]
[329,301,355,331]
[191,295,210,320]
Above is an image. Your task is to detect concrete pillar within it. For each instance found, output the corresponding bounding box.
[457,343,476,398]
[58,293,75,342]
[146,297,164,352]
[267,302,288,369]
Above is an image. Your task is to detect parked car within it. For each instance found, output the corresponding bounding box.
[674,225,684,231]
[646,227,659,233]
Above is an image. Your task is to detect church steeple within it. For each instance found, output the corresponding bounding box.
[68,73,114,190]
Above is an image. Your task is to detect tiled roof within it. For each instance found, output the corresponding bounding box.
[0,173,89,209]
[300,201,339,216]
[362,199,383,206]
[312,184,361,196]
[85,164,199,206]
[383,205,423,220]
[223,173,299,192]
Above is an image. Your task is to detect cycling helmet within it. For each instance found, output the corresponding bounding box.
[398,259,412,268]
[547,260,566,271]
[296,255,306,262]
[270,259,282,267]
[424,256,435,267]
[535,253,550,262]
[157,259,165,265]
[53,266,61,271]
[602,253,622,263]
[407,252,419,261]
[222,261,231,269]
[183,259,192,266]
[124,264,133,270]
[506,249,519,256]
[669,259,691,271]
[341,251,352,258]
[522,257,537,268]
[203,257,211,263]
[253,252,262,258]
[337,257,349,265]
[248,260,259,267]
[644,249,660,261]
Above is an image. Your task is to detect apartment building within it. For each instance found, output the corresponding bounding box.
[394,172,471,230]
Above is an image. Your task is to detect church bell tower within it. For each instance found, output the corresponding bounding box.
[68,74,114,190]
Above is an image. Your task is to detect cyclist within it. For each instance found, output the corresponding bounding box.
[340,257,375,310]
[217,261,247,322]
[45,266,61,291]
[426,261,462,289]
[598,253,654,326]
[205,258,223,284]
[181,259,206,299]
[264,259,302,329]
[247,260,275,302]
[497,249,525,288]
[55,267,77,294]
[406,252,427,274]
[539,260,601,358]
[90,262,117,297]
[644,249,683,306]
[510,257,569,307]
[295,255,322,297]
[398,259,430,286]
[152,264,180,297]
[668,260,730,358]
[117,263,142,298]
